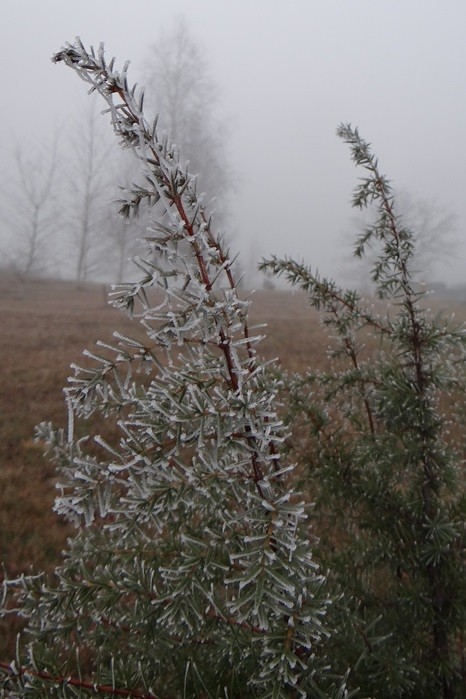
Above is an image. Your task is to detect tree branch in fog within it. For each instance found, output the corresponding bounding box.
[344,190,458,290]
[67,97,113,283]
[143,18,233,224]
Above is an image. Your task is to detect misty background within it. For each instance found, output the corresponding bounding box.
[1,0,466,291]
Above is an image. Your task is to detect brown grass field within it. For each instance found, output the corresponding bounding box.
[0,273,464,658]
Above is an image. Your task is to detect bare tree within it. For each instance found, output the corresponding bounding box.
[1,138,59,277]
[143,18,233,220]
[68,97,113,283]
[395,190,457,282]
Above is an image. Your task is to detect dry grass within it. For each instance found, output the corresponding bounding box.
[0,275,142,654]
[0,272,464,657]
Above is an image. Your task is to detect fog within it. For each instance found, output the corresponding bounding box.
[2,0,466,287]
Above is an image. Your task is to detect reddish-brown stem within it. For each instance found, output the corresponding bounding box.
[0,661,160,698]
[372,172,453,698]
[205,607,268,635]
[343,336,375,435]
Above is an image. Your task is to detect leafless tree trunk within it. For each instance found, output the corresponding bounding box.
[1,138,59,277]
[143,18,233,221]
[69,98,112,284]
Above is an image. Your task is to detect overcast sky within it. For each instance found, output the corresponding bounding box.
[2,0,466,286]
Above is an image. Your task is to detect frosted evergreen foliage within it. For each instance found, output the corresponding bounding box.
[0,40,342,698]
[2,41,463,698]
[261,125,465,697]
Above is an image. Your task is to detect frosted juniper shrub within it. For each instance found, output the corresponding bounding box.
[261,125,465,698]
[1,39,464,699]
[0,39,346,699]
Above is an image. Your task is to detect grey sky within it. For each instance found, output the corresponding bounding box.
[2,0,466,285]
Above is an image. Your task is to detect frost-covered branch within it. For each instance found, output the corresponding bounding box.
[0,39,339,698]
[53,37,275,496]
[265,124,466,698]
